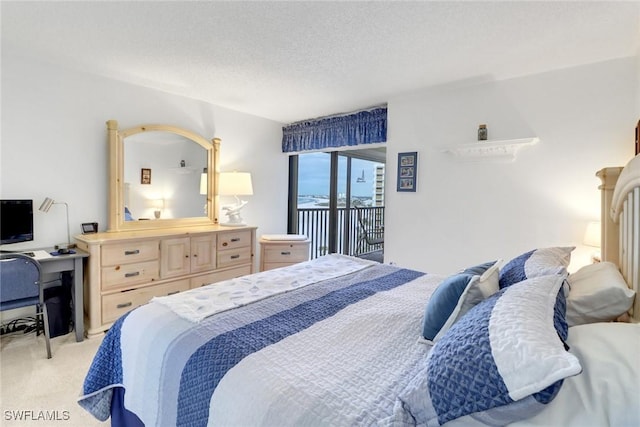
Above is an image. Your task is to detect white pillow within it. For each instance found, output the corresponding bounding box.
[509,323,640,427]
[566,261,635,326]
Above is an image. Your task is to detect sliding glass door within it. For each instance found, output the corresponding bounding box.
[288,149,385,259]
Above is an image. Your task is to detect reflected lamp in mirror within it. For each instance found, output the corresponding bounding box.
[583,221,601,263]
[200,168,208,215]
[153,199,164,219]
[200,168,208,195]
[39,197,74,254]
[219,172,253,226]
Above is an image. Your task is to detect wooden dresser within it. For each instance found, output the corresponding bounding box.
[259,235,310,271]
[75,225,256,337]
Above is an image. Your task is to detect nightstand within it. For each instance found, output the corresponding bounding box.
[259,234,310,272]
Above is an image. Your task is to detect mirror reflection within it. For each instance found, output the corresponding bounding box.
[106,120,219,232]
[123,131,208,221]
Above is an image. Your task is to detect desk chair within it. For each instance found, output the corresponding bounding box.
[354,206,384,254]
[0,253,52,358]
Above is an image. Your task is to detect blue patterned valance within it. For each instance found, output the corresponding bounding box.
[282,107,387,153]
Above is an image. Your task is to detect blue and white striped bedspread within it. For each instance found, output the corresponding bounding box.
[78,258,441,426]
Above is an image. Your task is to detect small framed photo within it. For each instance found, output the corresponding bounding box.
[141,168,151,185]
[397,152,417,192]
[81,222,98,234]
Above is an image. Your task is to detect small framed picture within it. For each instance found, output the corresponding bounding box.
[397,152,417,192]
[81,222,98,234]
[141,168,151,185]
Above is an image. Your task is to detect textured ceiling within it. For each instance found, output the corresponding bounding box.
[2,1,639,124]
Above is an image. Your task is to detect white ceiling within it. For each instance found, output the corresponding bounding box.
[2,1,639,124]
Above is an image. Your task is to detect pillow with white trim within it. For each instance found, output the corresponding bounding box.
[398,273,581,426]
[499,246,574,289]
[566,261,635,326]
[421,260,500,343]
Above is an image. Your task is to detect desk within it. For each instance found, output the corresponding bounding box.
[37,249,88,342]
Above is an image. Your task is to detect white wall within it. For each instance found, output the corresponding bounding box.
[385,57,638,275]
[2,54,638,278]
[0,54,289,261]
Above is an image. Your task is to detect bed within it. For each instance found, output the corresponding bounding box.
[79,154,640,427]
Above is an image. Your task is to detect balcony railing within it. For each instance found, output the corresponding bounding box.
[296,206,384,260]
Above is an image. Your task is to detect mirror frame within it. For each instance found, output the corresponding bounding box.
[107,120,220,232]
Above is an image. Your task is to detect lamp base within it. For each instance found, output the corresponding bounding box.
[221,204,247,227]
[55,243,75,254]
[220,222,247,227]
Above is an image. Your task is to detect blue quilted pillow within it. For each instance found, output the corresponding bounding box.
[422,261,499,343]
[499,246,574,289]
[398,273,581,426]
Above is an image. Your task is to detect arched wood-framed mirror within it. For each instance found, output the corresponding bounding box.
[107,120,220,232]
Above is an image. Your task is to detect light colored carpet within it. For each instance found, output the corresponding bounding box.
[0,331,106,426]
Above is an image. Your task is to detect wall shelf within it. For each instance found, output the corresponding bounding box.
[441,137,539,162]
[169,166,197,174]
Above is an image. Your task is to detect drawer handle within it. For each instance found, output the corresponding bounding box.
[124,249,140,256]
[116,302,133,309]
[222,242,228,247]
[281,251,291,255]
[230,254,240,259]
[167,291,180,296]
[125,271,140,278]
[230,237,240,242]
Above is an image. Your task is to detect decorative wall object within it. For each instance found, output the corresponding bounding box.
[141,168,151,184]
[478,124,488,141]
[397,152,417,192]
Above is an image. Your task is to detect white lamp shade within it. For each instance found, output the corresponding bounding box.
[39,197,55,212]
[583,221,601,247]
[219,172,253,196]
[200,172,208,195]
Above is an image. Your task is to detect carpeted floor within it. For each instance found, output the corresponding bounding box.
[0,330,105,426]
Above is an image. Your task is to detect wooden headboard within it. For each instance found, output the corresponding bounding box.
[598,154,640,321]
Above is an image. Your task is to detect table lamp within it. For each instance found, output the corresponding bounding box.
[39,197,74,254]
[219,171,253,226]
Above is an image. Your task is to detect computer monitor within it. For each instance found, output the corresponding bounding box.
[0,199,34,245]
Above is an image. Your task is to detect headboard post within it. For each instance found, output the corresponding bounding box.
[597,167,623,264]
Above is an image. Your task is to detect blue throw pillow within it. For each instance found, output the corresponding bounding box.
[421,261,499,342]
[499,246,574,289]
[398,273,581,426]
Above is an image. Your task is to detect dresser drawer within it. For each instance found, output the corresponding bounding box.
[102,241,159,266]
[217,246,252,269]
[218,230,252,250]
[189,265,252,288]
[102,279,189,324]
[101,260,160,290]
[263,244,309,263]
